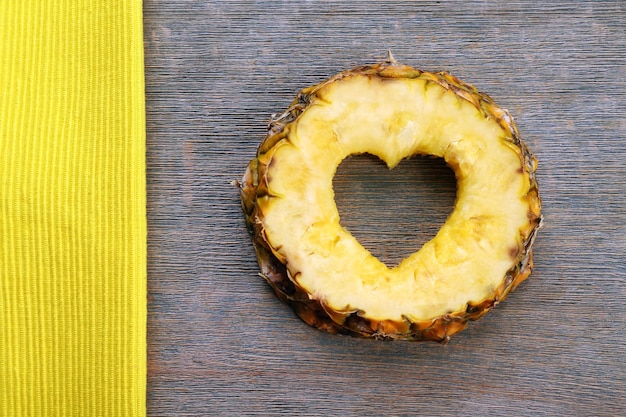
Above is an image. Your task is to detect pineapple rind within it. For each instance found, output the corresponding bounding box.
[240,59,542,342]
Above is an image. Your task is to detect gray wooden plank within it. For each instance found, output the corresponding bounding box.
[145,1,625,415]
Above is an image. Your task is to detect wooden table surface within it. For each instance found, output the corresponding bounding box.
[144,1,625,415]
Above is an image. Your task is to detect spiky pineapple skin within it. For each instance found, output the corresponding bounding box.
[240,59,542,342]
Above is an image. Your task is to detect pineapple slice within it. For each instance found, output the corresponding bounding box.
[240,55,542,342]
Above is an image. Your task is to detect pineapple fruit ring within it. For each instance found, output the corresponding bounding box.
[239,55,542,342]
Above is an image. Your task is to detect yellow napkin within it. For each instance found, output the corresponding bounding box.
[1,1,146,416]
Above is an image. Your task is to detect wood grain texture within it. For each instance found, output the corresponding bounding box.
[144,1,625,415]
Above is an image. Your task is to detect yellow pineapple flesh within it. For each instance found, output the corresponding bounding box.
[240,56,542,342]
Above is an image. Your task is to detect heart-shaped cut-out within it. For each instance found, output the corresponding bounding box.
[333,154,457,268]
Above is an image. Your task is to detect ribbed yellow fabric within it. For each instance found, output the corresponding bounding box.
[0,1,146,416]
